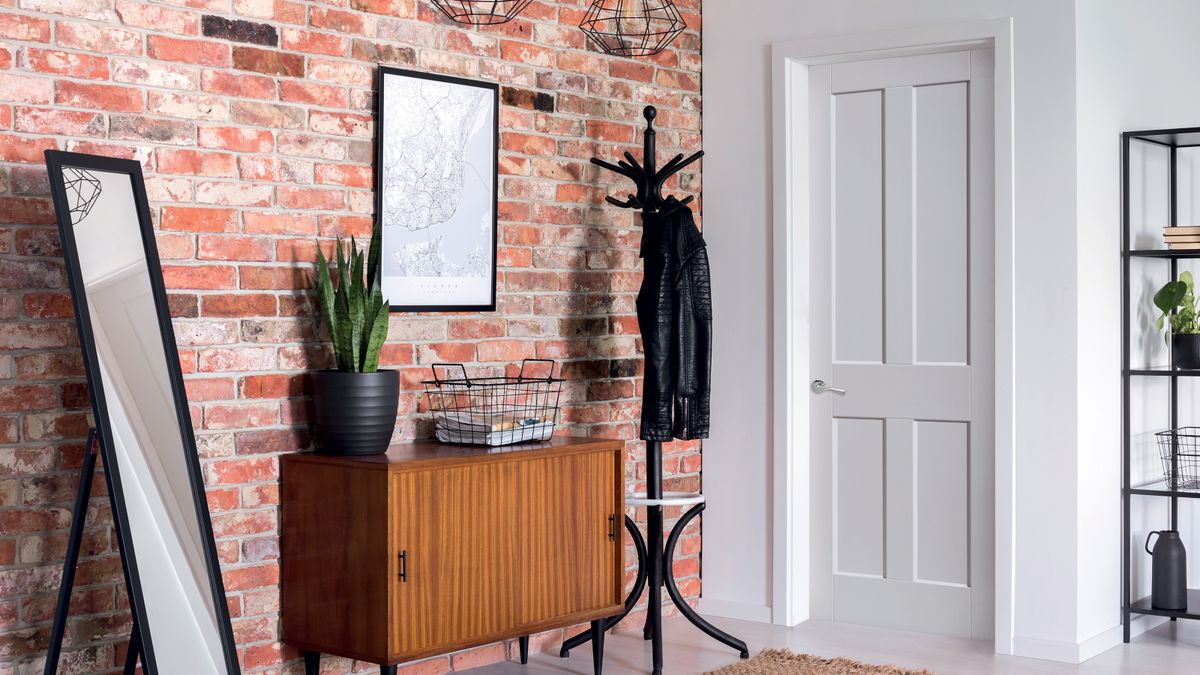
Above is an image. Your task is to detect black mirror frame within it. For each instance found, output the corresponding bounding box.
[44,150,242,674]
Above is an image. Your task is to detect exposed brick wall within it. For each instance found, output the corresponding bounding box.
[0,0,702,672]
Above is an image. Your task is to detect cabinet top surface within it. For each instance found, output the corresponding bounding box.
[283,435,623,470]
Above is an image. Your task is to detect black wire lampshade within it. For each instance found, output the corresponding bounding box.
[431,0,533,25]
[579,0,687,57]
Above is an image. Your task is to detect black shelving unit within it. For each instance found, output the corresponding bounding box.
[1122,126,1200,642]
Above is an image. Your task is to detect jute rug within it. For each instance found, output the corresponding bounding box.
[706,649,935,674]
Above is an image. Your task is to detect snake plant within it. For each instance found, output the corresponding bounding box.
[313,220,390,373]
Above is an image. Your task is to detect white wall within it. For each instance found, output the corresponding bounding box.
[1075,0,1200,653]
[702,0,1085,656]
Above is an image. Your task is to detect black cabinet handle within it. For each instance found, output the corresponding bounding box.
[608,514,616,541]
[398,550,407,582]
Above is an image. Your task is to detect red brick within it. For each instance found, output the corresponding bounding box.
[276,186,344,210]
[239,265,308,290]
[221,562,278,591]
[309,110,371,137]
[161,206,239,233]
[201,70,277,100]
[56,82,142,112]
[202,293,276,317]
[148,35,231,66]
[22,48,108,79]
[501,132,555,156]
[350,0,414,17]
[162,265,237,291]
[279,80,347,107]
[0,195,55,222]
[198,235,274,261]
[237,374,293,399]
[232,46,303,76]
[500,40,553,67]
[0,384,57,412]
[56,21,140,54]
[314,163,370,188]
[21,292,72,318]
[156,149,237,177]
[0,73,52,104]
[280,28,346,56]
[14,107,103,135]
[310,7,365,34]
[242,211,317,235]
[199,126,274,153]
[203,402,277,430]
[114,1,199,35]
[0,14,51,42]
[198,346,275,372]
[185,377,235,402]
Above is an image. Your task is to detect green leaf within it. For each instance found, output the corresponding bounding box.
[362,295,389,373]
[314,243,337,344]
[1155,280,1187,316]
[335,237,349,300]
[348,242,365,371]
[367,218,381,291]
[333,276,352,371]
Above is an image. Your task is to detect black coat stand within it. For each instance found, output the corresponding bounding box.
[559,106,748,675]
[44,428,143,675]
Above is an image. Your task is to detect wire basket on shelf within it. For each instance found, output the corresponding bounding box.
[1156,426,1200,489]
[423,359,563,447]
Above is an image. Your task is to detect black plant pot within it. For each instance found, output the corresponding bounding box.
[1173,333,1200,370]
[313,369,399,455]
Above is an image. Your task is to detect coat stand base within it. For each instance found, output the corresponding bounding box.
[44,428,144,675]
[559,441,749,674]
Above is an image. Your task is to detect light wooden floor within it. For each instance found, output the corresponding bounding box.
[466,616,1200,674]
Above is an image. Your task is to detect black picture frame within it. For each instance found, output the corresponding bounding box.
[43,150,242,675]
[374,65,499,312]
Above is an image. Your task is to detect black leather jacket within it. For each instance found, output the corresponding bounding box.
[636,199,711,441]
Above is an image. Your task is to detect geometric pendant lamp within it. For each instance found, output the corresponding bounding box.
[579,0,687,57]
[431,0,534,25]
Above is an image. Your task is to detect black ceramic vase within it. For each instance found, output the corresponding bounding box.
[313,369,399,455]
[1146,530,1188,610]
[1173,333,1200,370]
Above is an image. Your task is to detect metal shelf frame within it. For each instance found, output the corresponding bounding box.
[1121,126,1200,640]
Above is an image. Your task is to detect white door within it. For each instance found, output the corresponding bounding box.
[807,49,994,639]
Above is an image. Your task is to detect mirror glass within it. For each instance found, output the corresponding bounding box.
[48,155,239,674]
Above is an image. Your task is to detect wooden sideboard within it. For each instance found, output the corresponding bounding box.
[281,437,625,674]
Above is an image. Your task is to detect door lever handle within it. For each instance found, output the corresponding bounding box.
[811,379,846,396]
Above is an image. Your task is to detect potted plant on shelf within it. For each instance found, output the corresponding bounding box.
[1154,270,1200,370]
[310,220,398,455]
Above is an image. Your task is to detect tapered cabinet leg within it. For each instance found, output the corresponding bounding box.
[519,635,529,664]
[590,619,606,675]
[381,666,397,675]
[303,651,319,675]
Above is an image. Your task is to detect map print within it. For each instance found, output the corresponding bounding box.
[380,72,495,307]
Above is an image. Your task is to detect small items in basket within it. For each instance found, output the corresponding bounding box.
[423,360,563,446]
[1156,427,1200,490]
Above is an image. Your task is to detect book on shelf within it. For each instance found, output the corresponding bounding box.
[1165,236,1200,243]
[1166,226,1200,235]
[1168,242,1200,250]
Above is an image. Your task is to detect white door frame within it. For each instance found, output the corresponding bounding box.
[769,19,1016,654]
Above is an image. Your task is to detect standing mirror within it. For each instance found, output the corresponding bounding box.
[44,151,241,674]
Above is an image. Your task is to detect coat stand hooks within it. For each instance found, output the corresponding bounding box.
[559,105,747,675]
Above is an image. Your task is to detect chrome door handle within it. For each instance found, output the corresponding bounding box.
[811,380,846,396]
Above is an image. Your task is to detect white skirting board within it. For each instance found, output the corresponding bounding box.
[1011,615,1165,664]
[697,598,774,624]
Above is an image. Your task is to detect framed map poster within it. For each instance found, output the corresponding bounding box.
[375,66,499,311]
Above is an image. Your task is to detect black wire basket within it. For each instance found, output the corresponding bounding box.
[1156,426,1200,489]
[423,359,563,447]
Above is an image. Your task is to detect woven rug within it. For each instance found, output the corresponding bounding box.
[706,649,935,674]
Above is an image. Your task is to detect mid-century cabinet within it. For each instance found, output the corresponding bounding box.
[281,437,625,673]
